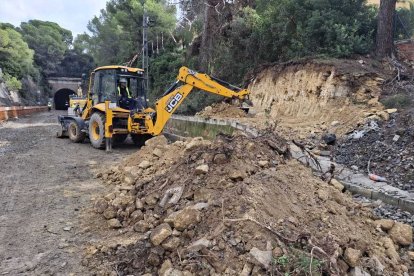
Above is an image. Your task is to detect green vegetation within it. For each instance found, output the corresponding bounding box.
[1,0,413,106]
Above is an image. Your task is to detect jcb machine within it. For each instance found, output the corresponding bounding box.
[57,65,251,151]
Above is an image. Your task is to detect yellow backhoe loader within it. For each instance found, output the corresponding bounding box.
[57,65,251,151]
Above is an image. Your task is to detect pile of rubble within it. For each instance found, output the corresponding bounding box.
[197,102,248,119]
[86,134,413,275]
[335,109,414,191]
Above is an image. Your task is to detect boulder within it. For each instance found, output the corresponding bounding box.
[145,135,168,147]
[344,248,361,268]
[150,223,172,245]
[107,218,122,229]
[374,219,394,231]
[138,160,152,169]
[195,164,209,175]
[133,220,151,233]
[249,247,272,269]
[389,222,413,246]
[94,198,108,213]
[166,208,201,231]
[330,179,344,191]
[103,207,117,220]
[162,237,181,251]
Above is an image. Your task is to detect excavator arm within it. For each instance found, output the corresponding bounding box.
[144,66,250,136]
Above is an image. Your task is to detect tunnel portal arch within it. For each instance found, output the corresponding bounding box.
[54,89,76,110]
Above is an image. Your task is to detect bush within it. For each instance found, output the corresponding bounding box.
[382,94,412,109]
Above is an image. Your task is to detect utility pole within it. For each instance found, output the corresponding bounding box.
[141,0,150,96]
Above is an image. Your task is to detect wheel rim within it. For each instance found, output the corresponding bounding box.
[91,121,100,141]
[70,124,77,136]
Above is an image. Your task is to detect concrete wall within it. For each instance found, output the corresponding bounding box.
[0,106,48,122]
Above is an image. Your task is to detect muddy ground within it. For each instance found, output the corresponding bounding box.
[0,111,137,275]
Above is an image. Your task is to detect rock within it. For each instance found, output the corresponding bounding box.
[187,238,211,252]
[330,179,344,191]
[166,208,201,231]
[195,164,209,175]
[145,194,159,206]
[344,248,361,268]
[185,137,211,151]
[386,108,398,114]
[240,263,253,276]
[162,237,181,251]
[145,135,168,147]
[107,218,122,228]
[104,192,116,201]
[408,251,414,261]
[258,160,269,168]
[103,207,117,220]
[133,220,151,233]
[213,153,228,164]
[159,259,173,276]
[123,174,135,185]
[322,133,336,145]
[163,269,184,276]
[381,237,399,263]
[378,111,390,121]
[130,210,144,221]
[374,219,394,231]
[389,222,413,246]
[317,189,329,201]
[204,106,213,112]
[147,252,161,266]
[189,202,209,210]
[150,223,172,245]
[138,160,152,169]
[331,121,340,127]
[135,198,144,209]
[153,148,163,158]
[229,170,246,181]
[249,247,272,269]
[173,209,201,231]
[112,195,134,209]
[349,267,370,276]
[287,216,299,226]
[94,198,108,214]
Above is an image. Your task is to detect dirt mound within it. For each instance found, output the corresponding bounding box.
[197,102,248,119]
[335,109,414,191]
[85,134,413,276]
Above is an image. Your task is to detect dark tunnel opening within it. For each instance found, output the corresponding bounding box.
[54,89,76,110]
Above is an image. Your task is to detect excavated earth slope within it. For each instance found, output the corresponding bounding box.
[197,59,392,140]
[83,134,413,276]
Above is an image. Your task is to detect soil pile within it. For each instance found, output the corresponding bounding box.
[335,109,414,191]
[197,102,248,119]
[84,134,413,275]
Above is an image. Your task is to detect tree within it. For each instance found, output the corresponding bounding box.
[0,24,36,79]
[376,0,397,57]
[20,20,73,76]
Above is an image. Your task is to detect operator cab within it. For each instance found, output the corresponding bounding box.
[90,66,147,111]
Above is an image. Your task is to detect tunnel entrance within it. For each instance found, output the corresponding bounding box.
[54,89,76,110]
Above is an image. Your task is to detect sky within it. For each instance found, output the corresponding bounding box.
[0,0,108,37]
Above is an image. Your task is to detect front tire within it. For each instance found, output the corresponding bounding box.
[68,121,86,143]
[89,112,106,149]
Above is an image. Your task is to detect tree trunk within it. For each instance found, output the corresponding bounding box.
[200,0,220,71]
[375,0,397,58]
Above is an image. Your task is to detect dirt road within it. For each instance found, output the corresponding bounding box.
[0,111,136,275]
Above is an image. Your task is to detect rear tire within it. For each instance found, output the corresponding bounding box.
[89,112,106,149]
[68,121,86,143]
[131,134,153,147]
